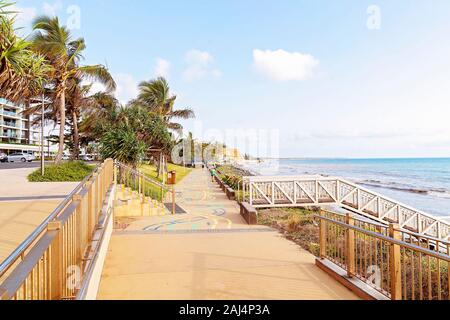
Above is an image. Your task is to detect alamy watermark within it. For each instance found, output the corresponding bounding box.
[171,121,281,174]
[367,5,382,30]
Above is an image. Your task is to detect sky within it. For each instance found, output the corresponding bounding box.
[11,0,450,158]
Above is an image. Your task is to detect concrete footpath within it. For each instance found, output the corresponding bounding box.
[0,168,78,262]
[98,169,358,300]
[0,168,78,200]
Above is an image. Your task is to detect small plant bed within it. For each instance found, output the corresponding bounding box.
[215,165,254,201]
[258,207,321,257]
[28,161,95,182]
[140,163,192,184]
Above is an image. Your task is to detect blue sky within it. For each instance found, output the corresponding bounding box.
[12,0,450,158]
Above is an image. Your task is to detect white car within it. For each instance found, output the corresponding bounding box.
[81,154,94,161]
[7,152,35,163]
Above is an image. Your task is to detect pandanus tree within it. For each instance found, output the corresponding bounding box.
[31,16,116,164]
[0,2,49,103]
[99,105,172,167]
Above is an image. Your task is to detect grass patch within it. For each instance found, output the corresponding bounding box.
[258,207,320,257]
[139,163,192,184]
[28,161,94,182]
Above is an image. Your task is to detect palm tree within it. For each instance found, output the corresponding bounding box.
[134,77,195,133]
[66,81,95,159]
[31,16,116,164]
[79,91,120,143]
[0,3,49,102]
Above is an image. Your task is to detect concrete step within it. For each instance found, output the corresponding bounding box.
[114,203,167,217]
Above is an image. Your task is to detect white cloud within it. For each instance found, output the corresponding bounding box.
[88,82,106,95]
[42,1,63,17]
[183,49,222,81]
[115,74,138,104]
[253,49,319,81]
[10,5,37,29]
[153,58,171,78]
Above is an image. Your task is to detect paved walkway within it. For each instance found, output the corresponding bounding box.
[98,169,358,300]
[0,201,60,262]
[0,168,78,262]
[0,168,78,200]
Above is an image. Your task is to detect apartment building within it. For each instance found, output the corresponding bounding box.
[0,98,57,156]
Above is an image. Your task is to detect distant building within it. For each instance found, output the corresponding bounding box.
[224,147,244,163]
[0,98,58,156]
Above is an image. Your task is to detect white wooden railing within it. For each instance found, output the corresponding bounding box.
[242,175,450,241]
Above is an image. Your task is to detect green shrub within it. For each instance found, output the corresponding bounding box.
[28,161,94,182]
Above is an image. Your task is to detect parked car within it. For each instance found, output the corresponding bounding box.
[80,154,94,162]
[62,154,71,160]
[0,152,7,163]
[7,152,35,163]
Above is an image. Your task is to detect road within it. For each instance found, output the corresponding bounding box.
[0,161,49,170]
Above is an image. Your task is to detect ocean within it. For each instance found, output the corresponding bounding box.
[244,158,450,218]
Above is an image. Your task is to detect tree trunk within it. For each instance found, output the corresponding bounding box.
[71,110,80,160]
[54,89,66,165]
[156,153,162,178]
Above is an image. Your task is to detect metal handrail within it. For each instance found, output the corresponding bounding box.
[316,215,450,263]
[0,163,102,278]
[321,210,450,252]
[115,162,169,190]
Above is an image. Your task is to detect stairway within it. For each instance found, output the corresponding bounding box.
[114,185,170,217]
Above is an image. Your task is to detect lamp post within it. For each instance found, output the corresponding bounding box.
[40,92,45,176]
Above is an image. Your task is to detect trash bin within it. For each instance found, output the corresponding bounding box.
[167,171,177,185]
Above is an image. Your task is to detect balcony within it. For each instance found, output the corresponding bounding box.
[0,121,20,129]
[1,132,23,139]
[0,98,21,109]
[1,110,22,119]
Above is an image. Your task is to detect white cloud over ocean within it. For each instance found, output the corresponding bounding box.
[253,49,319,81]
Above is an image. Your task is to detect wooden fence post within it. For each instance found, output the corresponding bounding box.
[389,223,402,300]
[346,214,355,278]
[48,221,63,300]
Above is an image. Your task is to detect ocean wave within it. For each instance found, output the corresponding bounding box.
[358,180,450,198]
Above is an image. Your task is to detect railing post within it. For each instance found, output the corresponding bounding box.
[139,175,142,196]
[172,186,176,215]
[87,181,94,241]
[93,172,99,221]
[113,161,117,183]
[319,214,327,259]
[345,214,355,278]
[48,221,63,300]
[389,223,402,300]
[73,195,83,265]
